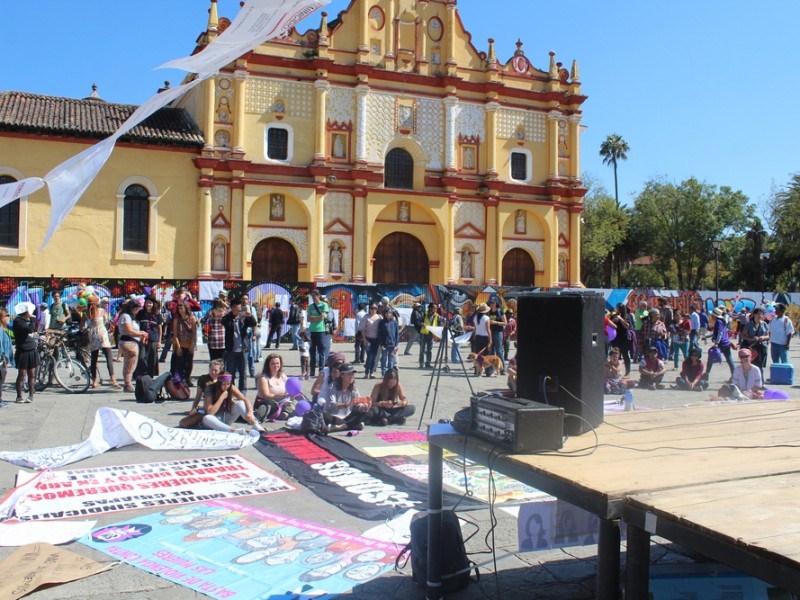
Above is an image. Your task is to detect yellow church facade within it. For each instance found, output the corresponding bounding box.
[0,0,587,286]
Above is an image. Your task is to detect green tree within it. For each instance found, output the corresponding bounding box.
[580,176,630,287]
[599,133,630,207]
[631,178,754,290]
[767,173,800,291]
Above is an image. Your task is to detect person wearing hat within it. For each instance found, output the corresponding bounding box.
[729,348,763,399]
[418,303,440,369]
[12,301,38,403]
[322,363,369,432]
[135,295,164,378]
[768,302,794,365]
[673,346,707,391]
[472,302,492,364]
[306,289,331,378]
[311,351,346,405]
[706,306,735,382]
[638,346,667,390]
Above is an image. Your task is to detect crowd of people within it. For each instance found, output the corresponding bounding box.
[604,299,795,400]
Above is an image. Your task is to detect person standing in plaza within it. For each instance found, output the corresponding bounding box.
[378,307,399,376]
[404,302,423,355]
[502,308,516,363]
[741,307,769,372]
[689,304,701,349]
[419,303,440,369]
[12,302,38,403]
[47,291,69,330]
[286,298,301,350]
[353,302,367,364]
[265,301,285,349]
[222,298,256,391]
[306,289,330,378]
[202,299,228,361]
[135,295,163,378]
[171,301,196,384]
[487,299,507,374]
[705,306,736,382]
[359,303,381,379]
[769,303,794,364]
[116,299,147,392]
[449,306,465,364]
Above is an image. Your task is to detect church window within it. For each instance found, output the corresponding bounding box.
[0,175,20,248]
[123,184,150,252]
[385,148,414,189]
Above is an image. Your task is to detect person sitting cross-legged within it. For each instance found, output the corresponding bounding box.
[673,347,708,391]
[322,363,370,432]
[638,346,667,390]
[367,368,416,426]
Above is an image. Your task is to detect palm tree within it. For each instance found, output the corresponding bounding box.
[599,134,630,207]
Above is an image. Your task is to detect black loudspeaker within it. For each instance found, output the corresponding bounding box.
[515,291,605,435]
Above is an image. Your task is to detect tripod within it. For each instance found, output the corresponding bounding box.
[416,322,475,429]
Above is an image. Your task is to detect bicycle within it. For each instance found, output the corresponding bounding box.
[31,329,91,393]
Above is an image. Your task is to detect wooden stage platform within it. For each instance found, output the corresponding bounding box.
[427,398,800,599]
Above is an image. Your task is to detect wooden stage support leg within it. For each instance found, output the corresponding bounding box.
[597,517,621,599]
[624,523,651,600]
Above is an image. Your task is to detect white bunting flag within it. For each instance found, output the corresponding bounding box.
[0,177,46,209]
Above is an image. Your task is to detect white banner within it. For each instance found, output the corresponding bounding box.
[4,455,294,522]
[160,0,330,74]
[0,177,45,209]
[0,407,260,471]
[0,520,96,546]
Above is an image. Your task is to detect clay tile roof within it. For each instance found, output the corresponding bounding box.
[0,91,205,148]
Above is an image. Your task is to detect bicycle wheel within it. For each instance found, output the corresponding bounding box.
[54,358,91,393]
[34,355,54,392]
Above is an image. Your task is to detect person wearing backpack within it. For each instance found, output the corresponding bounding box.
[286,299,301,350]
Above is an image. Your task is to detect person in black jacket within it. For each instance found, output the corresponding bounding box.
[221,298,257,391]
[12,302,38,404]
[286,299,301,350]
[265,302,285,349]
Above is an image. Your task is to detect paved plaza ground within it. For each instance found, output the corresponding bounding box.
[0,339,798,599]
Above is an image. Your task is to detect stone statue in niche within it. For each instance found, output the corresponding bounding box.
[463,146,475,170]
[399,105,413,129]
[515,210,526,234]
[329,242,343,273]
[332,134,346,158]
[461,248,473,279]
[270,195,284,220]
[559,254,568,282]
[212,239,226,271]
[216,96,231,122]
[398,201,410,222]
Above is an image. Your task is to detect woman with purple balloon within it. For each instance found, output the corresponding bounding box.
[255,353,295,421]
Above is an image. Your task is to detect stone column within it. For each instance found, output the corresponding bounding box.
[484,198,499,284]
[232,67,247,153]
[313,190,326,281]
[355,84,369,165]
[547,111,561,179]
[197,185,213,277]
[568,114,582,179]
[313,79,330,163]
[229,181,244,279]
[203,78,216,149]
[353,189,367,282]
[446,197,457,284]
[569,207,582,285]
[444,96,458,171]
[485,102,499,178]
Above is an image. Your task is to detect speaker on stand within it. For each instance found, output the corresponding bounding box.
[515,291,606,435]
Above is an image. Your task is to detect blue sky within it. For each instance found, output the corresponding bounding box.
[3,1,799,213]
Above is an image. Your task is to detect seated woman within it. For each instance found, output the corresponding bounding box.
[367,368,416,426]
[202,372,265,434]
[255,353,293,421]
[728,348,763,399]
[605,348,635,394]
[186,359,223,418]
[507,357,517,393]
[322,363,369,432]
[638,346,667,389]
[673,347,708,391]
[311,351,345,406]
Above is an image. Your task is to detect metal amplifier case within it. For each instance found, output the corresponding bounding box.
[470,395,564,453]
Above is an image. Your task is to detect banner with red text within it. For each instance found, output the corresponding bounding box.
[4,455,293,522]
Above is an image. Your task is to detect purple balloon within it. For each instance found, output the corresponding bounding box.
[286,376,302,397]
[294,399,311,417]
[605,324,616,342]
[763,388,790,400]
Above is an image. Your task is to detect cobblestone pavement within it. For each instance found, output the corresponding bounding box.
[0,339,797,599]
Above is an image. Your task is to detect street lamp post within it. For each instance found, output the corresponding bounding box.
[712,239,722,305]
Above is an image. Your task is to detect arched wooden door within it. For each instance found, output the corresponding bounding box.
[502,248,535,286]
[373,232,429,284]
[251,238,298,282]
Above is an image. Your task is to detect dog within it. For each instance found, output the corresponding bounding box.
[467,352,504,377]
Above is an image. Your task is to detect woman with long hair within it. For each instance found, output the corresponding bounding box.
[171,301,197,383]
[12,302,38,403]
[201,372,265,433]
[255,353,291,421]
[87,296,118,388]
[117,299,148,392]
[136,295,164,377]
[367,368,415,426]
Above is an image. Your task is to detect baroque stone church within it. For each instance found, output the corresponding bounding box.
[0,0,587,286]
